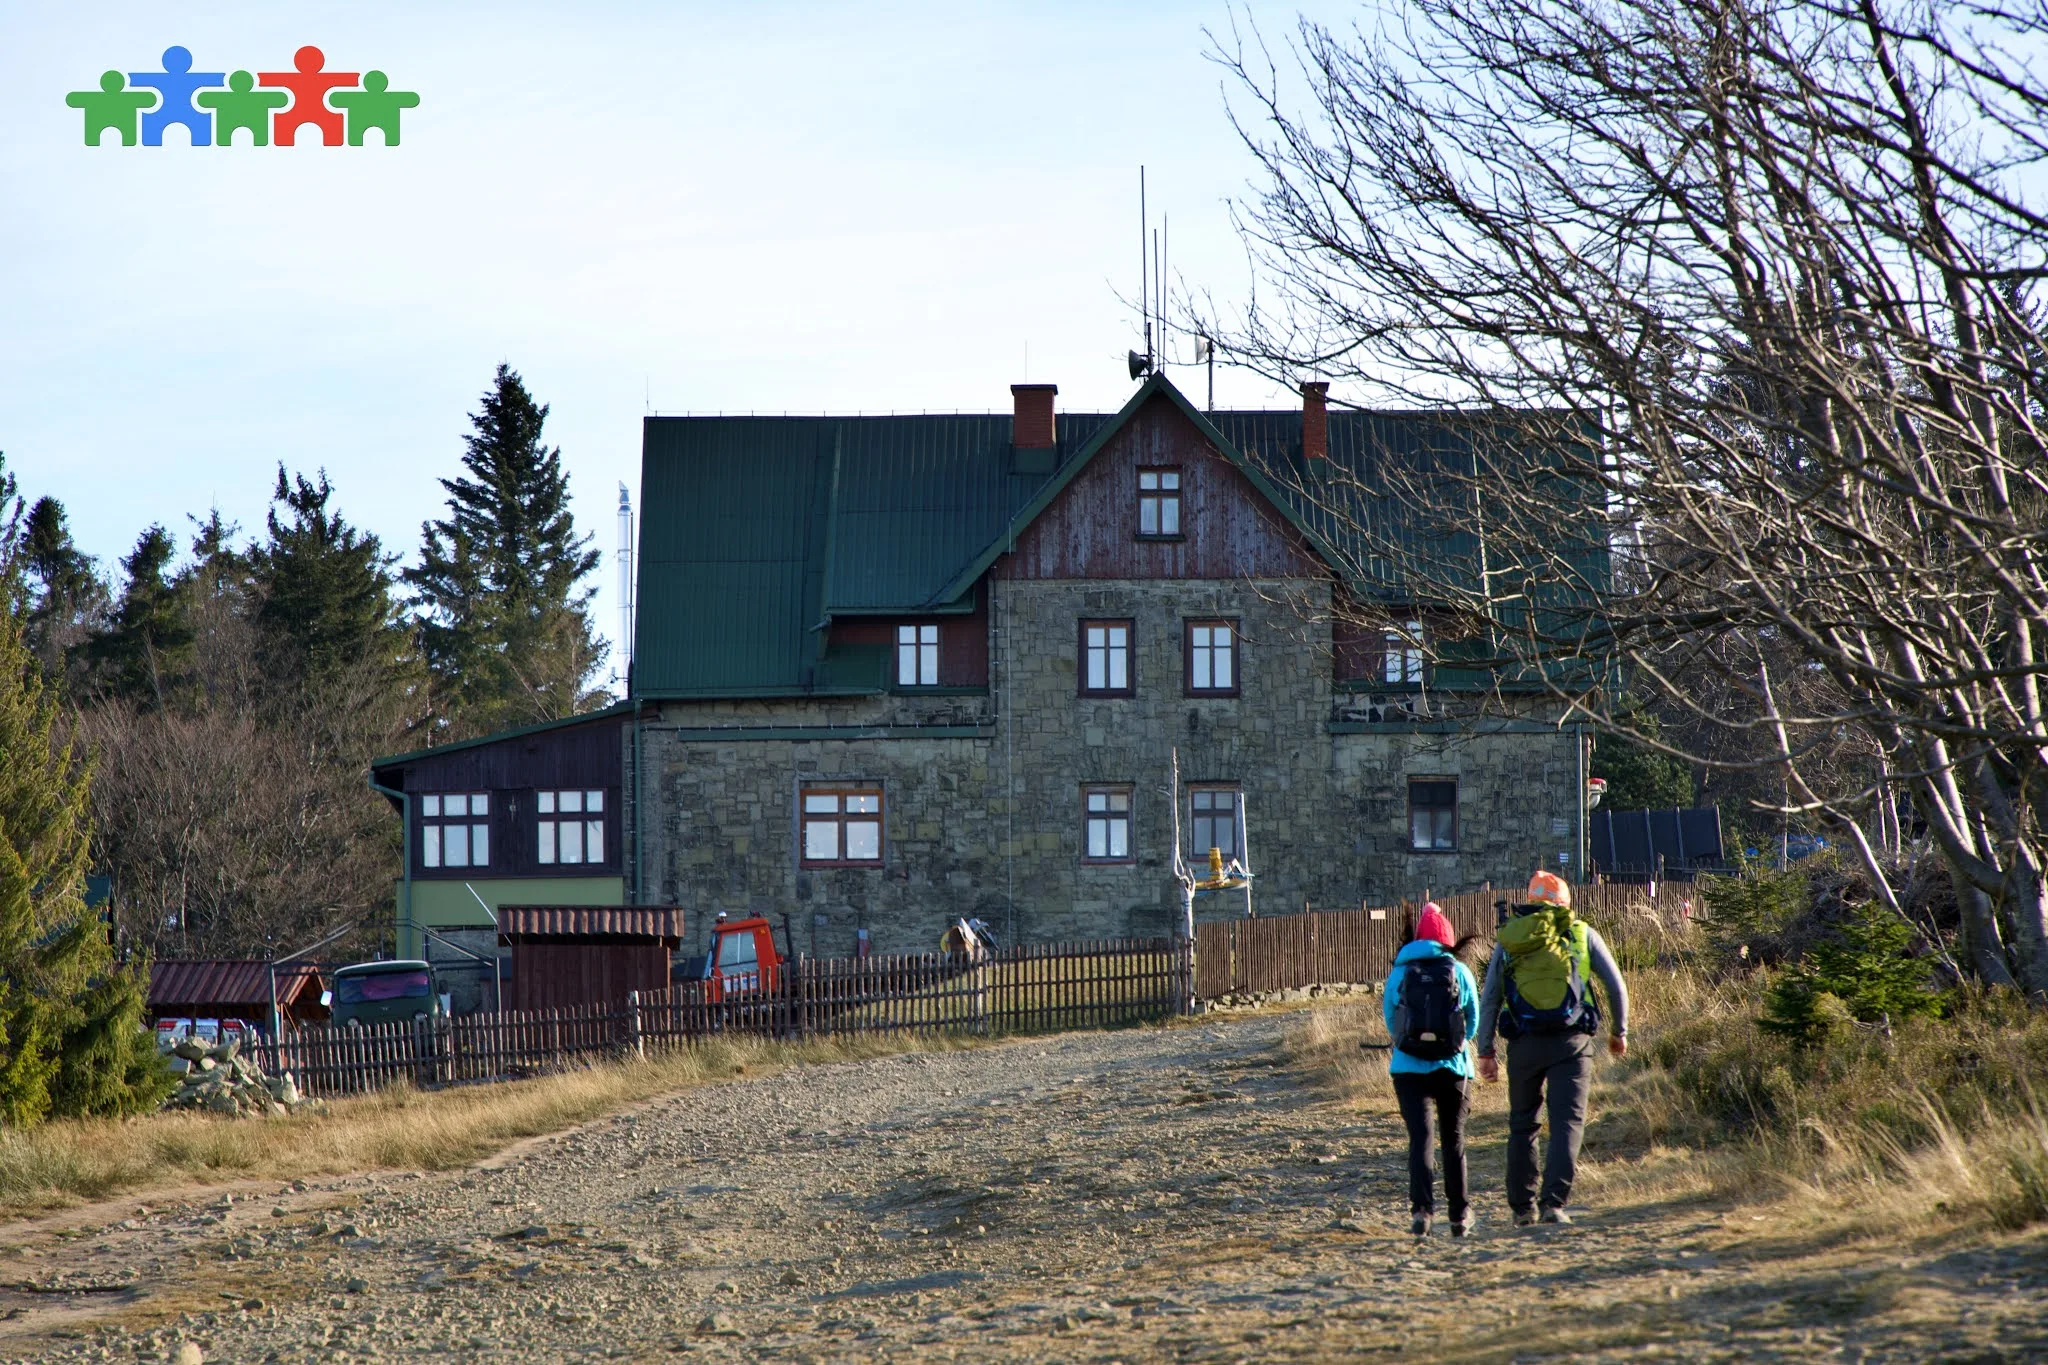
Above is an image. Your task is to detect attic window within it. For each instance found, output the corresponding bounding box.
[897,624,940,687]
[1138,468,1181,538]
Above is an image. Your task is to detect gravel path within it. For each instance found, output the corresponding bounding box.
[5,1012,2045,1362]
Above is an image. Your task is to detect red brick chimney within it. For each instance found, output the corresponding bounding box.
[1301,381,1330,464]
[1011,384,1057,449]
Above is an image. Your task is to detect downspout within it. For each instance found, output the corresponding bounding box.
[368,777,411,958]
[1573,724,1589,883]
[632,699,646,904]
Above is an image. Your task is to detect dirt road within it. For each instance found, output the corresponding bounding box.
[7,1013,2046,1362]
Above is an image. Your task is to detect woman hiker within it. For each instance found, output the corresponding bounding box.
[1381,902,1480,1237]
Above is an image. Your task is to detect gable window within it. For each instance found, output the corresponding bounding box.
[1186,619,1239,695]
[897,624,940,687]
[1083,786,1133,862]
[1189,786,1242,859]
[1409,779,1458,851]
[421,792,489,869]
[1138,468,1182,537]
[801,784,884,866]
[1079,619,1134,696]
[1384,620,1424,685]
[537,789,605,865]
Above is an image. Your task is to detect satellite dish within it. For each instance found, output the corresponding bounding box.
[1128,350,1153,381]
[1194,336,1214,362]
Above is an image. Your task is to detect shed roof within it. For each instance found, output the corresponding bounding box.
[370,701,633,775]
[496,906,685,944]
[149,960,324,1013]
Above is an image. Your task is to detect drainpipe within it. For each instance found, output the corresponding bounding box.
[632,699,648,905]
[368,777,412,958]
[1573,724,1589,884]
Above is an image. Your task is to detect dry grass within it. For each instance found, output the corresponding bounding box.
[0,1032,969,1220]
[1283,931,2048,1242]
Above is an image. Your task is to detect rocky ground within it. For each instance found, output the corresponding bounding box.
[3,1012,2044,1363]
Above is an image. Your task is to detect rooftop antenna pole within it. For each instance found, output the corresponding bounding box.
[1140,166,1151,371]
[1153,228,1162,372]
[1160,216,1168,368]
[617,483,635,680]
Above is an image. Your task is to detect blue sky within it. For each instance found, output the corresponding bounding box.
[1,1,1307,681]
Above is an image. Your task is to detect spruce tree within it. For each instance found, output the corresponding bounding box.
[0,599,169,1125]
[253,467,407,687]
[20,498,107,684]
[83,527,193,708]
[405,364,604,733]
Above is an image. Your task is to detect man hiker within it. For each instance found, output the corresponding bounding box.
[1381,902,1480,1237]
[1475,871,1629,1226]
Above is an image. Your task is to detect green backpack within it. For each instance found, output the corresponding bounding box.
[1496,905,1598,1038]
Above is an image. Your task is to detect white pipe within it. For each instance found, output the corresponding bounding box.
[618,483,635,676]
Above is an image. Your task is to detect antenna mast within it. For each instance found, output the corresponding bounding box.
[617,483,636,680]
[1140,166,1152,370]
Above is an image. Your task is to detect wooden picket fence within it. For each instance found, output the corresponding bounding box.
[1193,879,1700,999]
[255,937,1192,1098]
[248,881,1706,1097]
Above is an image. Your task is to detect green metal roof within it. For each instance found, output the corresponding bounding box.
[370,701,634,772]
[632,376,1606,699]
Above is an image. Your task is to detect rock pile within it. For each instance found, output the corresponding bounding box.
[163,1038,313,1117]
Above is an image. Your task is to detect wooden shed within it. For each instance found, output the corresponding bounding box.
[497,906,685,1010]
[148,960,330,1028]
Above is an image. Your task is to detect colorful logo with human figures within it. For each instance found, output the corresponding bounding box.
[67,46,418,147]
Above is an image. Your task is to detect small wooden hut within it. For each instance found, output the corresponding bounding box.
[497,906,685,1010]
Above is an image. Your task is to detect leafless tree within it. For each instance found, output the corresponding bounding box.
[1202,0,2048,991]
[80,584,414,962]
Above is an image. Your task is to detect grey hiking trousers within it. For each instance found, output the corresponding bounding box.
[1505,1032,1594,1213]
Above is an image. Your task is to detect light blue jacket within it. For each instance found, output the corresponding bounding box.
[1383,939,1480,1078]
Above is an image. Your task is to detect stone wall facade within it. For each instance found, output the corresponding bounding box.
[633,574,1587,960]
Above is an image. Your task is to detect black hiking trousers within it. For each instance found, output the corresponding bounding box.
[1505,1032,1594,1213]
[1391,1069,1470,1219]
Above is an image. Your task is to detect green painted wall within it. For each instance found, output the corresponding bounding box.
[395,876,624,958]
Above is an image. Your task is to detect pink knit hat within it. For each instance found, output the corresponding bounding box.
[1414,902,1456,947]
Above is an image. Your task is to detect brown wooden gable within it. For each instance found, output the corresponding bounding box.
[995,393,1325,581]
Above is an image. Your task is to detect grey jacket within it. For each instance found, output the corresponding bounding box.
[1474,922,1628,1056]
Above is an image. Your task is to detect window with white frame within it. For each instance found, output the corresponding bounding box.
[537,789,605,865]
[896,624,940,687]
[1083,786,1133,862]
[1189,786,1242,859]
[420,792,489,869]
[1080,619,1133,695]
[1384,620,1425,684]
[1138,468,1182,536]
[801,785,883,866]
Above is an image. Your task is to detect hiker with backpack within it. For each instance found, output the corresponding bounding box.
[1474,871,1630,1226]
[1382,902,1480,1238]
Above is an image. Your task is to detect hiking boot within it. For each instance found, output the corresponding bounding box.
[1512,1208,1538,1227]
[1540,1206,1573,1225]
[1449,1214,1472,1239]
[1410,1212,1431,1237]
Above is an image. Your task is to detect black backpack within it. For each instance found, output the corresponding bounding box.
[1393,954,1466,1062]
